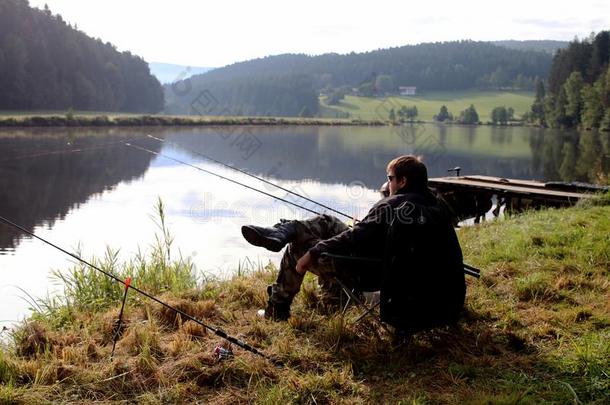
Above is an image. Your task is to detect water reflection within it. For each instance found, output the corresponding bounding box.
[529,129,610,183]
[0,128,161,250]
[164,125,609,187]
[0,124,608,324]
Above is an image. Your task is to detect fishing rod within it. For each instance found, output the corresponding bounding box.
[124,141,326,217]
[146,134,353,220]
[0,215,281,366]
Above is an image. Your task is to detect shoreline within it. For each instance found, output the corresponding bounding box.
[1,114,606,132]
[0,114,386,128]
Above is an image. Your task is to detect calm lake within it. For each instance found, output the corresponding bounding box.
[1,124,608,324]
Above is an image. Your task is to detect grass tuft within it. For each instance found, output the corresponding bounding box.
[13,322,51,358]
[0,350,19,385]
[153,297,217,329]
[515,272,554,301]
[120,322,162,359]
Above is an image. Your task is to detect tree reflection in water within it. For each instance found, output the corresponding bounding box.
[0,128,160,251]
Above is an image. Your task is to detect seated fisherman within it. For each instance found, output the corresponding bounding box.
[241,155,466,331]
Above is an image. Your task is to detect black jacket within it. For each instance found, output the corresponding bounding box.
[308,186,440,260]
[309,186,466,330]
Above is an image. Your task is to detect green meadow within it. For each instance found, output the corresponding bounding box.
[320,91,536,122]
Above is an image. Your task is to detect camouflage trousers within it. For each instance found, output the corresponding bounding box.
[268,214,350,306]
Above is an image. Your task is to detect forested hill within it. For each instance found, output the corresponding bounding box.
[165,41,552,117]
[492,40,569,54]
[526,31,610,130]
[0,0,164,112]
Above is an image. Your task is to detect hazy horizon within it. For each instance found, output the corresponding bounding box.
[28,0,609,67]
[150,39,568,72]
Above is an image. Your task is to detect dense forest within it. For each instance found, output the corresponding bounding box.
[527,31,610,130]
[165,73,319,117]
[491,40,568,54]
[166,41,553,117]
[0,0,164,112]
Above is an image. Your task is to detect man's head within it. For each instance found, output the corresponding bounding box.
[386,155,428,195]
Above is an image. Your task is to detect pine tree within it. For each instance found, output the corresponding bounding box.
[491,106,508,124]
[581,80,604,128]
[436,105,450,122]
[459,104,479,124]
[531,79,546,123]
[545,89,568,128]
[563,71,585,125]
[590,31,610,79]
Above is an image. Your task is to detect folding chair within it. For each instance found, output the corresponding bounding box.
[320,252,479,331]
[318,253,389,332]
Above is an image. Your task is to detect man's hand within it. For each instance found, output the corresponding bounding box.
[296,251,315,275]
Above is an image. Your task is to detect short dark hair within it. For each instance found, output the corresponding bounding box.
[386,155,428,190]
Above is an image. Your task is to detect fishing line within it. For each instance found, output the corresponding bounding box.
[125,141,326,217]
[146,134,353,220]
[0,137,143,163]
[0,215,281,365]
[1,134,354,220]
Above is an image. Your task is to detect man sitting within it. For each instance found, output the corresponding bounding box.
[241,155,466,332]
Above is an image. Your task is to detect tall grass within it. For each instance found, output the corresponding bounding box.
[555,331,610,399]
[0,349,18,384]
[42,199,197,316]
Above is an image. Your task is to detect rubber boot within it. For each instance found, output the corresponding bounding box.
[258,285,291,321]
[241,219,298,252]
[262,301,291,321]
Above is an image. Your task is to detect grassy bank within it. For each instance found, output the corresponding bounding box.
[0,113,385,128]
[320,91,535,123]
[1,196,609,403]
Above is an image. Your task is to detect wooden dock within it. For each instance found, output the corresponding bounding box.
[429,175,596,205]
[428,175,606,222]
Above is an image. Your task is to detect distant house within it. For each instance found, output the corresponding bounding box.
[399,86,417,96]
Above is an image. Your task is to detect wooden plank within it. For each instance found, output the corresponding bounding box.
[457,175,608,193]
[461,175,546,188]
[429,177,593,200]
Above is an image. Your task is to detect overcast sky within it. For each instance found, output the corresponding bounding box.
[29,0,610,68]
